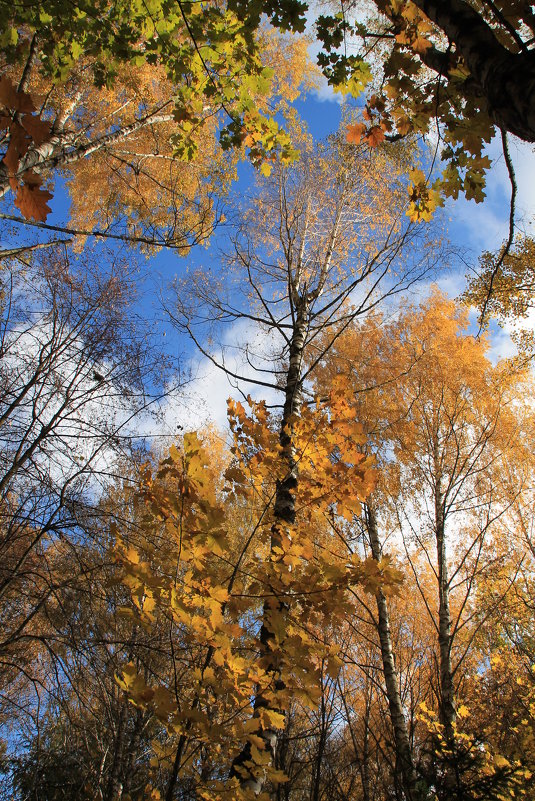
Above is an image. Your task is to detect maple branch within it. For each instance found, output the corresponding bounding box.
[175,0,235,126]
[410,0,535,140]
[414,42,451,75]
[480,0,528,51]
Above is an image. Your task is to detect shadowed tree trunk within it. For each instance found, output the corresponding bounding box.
[230,298,310,792]
[366,500,425,801]
[402,0,535,141]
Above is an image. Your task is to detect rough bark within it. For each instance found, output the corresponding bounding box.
[104,701,127,801]
[411,0,535,141]
[122,708,148,796]
[366,501,424,801]
[434,491,455,739]
[310,671,328,801]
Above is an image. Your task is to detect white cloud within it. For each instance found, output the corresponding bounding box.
[312,76,343,104]
[150,319,285,437]
[446,136,535,254]
[507,138,535,232]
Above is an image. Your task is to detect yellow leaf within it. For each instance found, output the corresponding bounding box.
[250,743,271,766]
[208,585,229,603]
[242,717,261,734]
[212,648,226,667]
[125,547,140,564]
[269,768,290,783]
[261,708,285,729]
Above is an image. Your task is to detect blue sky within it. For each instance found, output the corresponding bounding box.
[2,85,533,435]
[147,90,535,431]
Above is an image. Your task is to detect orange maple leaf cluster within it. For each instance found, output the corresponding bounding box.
[0,76,52,221]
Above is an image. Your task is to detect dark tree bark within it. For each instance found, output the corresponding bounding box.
[230,299,309,793]
[366,501,425,801]
[411,0,535,141]
[431,438,456,744]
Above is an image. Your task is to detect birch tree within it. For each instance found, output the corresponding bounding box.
[0,245,164,717]
[314,290,533,800]
[0,30,313,245]
[163,127,438,795]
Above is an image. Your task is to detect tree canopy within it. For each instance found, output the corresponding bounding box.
[1,2,534,801]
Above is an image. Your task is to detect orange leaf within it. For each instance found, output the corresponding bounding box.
[0,77,35,113]
[412,35,432,54]
[395,114,412,135]
[21,114,52,146]
[346,122,366,145]
[366,126,386,147]
[14,172,52,221]
[3,140,21,175]
[3,122,30,174]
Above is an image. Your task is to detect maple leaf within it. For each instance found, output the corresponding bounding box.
[3,140,22,176]
[0,77,35,113]
[14,171,53,221]
[3,122,31,175]
[394,112,412,135]
[20,114,52,147]
[366,126,386,147]
[346,122,366,145]
[412,34,431,54]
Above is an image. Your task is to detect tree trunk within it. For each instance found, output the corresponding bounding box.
[366,501,424,801]
[411,0,535,141]
[230,300,309,794]
[310,667,328,801]
[432,438,458,799]
[104,701,127,801]
[433,483,455,741]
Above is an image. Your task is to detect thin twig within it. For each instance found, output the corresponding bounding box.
[0,213,193,251]
[477,128,517,333]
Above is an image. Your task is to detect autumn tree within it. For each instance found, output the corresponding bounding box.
[0,244,167,729]
[0,22,314,250]
[3,0,533,226]
[314,290,533,800]
[0,63,232,242]
[0,0,302,167]
[2,454,181,801]
[352,0,535,143]
[220,0,535,208]
[463,234,535,356]
[133,123,440,795]
[115,387,387,800]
